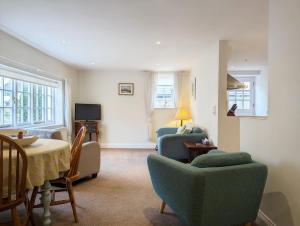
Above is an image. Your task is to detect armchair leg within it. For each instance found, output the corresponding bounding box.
[160,201,166,214]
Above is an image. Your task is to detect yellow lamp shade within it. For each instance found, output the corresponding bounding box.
[175,108,192,120]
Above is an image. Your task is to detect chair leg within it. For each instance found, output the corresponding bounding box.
[160,201,166,214]
[26,187,39,226]
[67,181,79,223]
[11,207,21,226]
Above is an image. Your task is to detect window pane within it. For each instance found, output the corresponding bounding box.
[0,77,3,89]
[38,108,44,121]
[4,78,12,90]
[16,81,23,92]
[0,90,2,108]
[23,108,29,123]
[47,109,52,121]
[17,92,23,107]
[244,101,250,109]
[47,96,52,108]
[23,82,30,92]
[0,108,3,125]
[23,93,30,107]
[17,108,22,124]
[4,91,12,107]
[3,108,12,124]
[236,101,243,109]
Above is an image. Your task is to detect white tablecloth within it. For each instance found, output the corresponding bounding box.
[3,139,71,190]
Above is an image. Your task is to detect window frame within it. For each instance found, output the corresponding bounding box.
[0,74,57,128]
[227,76,256,116]
[153,73,177,109]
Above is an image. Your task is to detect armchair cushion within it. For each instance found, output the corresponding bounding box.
[191,152,252,168]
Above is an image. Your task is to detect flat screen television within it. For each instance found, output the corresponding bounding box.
[75,103,101,121]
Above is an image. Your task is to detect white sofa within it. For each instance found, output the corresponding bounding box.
[26,127,101,180]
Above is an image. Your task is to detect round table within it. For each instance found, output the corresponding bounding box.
[3,138,71,226]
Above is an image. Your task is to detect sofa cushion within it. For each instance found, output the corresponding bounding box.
[191,152,252,168]
[191,127,203,133]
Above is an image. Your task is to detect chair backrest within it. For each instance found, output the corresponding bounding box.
[66,126,87,178]
[0,134,28,211]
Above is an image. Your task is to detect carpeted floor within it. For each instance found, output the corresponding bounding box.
[1,148,264,226]
[1,148,183,226]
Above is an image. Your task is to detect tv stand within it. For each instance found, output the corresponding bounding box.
[75,121,99,142]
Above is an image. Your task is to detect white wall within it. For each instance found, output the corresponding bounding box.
[77,70,153,148]
[240,0,300,225]
[191,41,240,151]
[191,43,220,144]
[218,41,240,151]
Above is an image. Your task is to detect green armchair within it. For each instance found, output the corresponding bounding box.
[147,151,268,226]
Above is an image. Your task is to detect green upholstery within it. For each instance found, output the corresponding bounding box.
[147,153,268,226]
[191,152,252,168]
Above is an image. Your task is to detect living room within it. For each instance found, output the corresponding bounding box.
[0,0,299,226]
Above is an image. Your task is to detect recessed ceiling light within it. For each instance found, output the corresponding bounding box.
[156,41,161,45]
[90,62,95,65]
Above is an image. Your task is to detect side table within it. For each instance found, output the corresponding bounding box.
[184,142,217,162]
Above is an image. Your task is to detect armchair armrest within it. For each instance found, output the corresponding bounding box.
[156,127,178,138]
[147,154,205,225]
[78,141,101,179]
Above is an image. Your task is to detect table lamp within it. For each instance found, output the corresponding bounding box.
[175,107,192,126]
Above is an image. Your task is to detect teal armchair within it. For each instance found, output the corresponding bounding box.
[156,127,207,160]
[147,152,268,226]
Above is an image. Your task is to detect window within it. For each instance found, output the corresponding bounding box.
[153,73,176,108]
[228,77,255,116]
[0,65,63,128]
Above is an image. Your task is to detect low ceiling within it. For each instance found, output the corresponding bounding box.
[0,0,268,71]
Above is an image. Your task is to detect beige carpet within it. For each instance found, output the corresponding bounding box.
[1,148,183,226]
[1,148,264,226]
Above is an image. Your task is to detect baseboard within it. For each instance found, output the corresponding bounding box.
[100,142,156,149]
[258,210,277,226]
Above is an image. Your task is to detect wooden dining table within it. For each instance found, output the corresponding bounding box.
[2,138,71,226]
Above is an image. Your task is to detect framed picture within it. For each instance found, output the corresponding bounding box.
[118,83,134,95]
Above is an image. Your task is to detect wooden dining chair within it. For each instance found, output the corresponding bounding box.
[29,126,87,223]
[0,134,29,226]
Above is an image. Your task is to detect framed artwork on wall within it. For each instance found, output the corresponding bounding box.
[118,83,134,95]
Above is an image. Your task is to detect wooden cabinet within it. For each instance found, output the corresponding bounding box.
[75,121,99,142]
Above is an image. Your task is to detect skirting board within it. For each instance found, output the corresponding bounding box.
[258,210,277,226]
[100,142,156,149]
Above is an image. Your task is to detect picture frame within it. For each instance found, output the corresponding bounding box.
[118,83,134,95]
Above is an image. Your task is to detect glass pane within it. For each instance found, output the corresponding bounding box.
[244,101,251,109]
[4,78,12,90]
[236,101,243,109]
[47,87,52,95]
[38,108,44,122]
[47,96,52,108]
[17,92,23,107]
[47,109,52,121]
[23,82,30,92]
[16,81,23,92]
[38,85,43,95]
[23,93,30,107]
[228,101,235,109]
[3,108,12,124]
[17,108,22,124]
[0,77,3,89]
[0,90,2,107]
[23,108,29,123]
[0,108,3,125]
[4,91,12,107]
[38,95,44,108]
